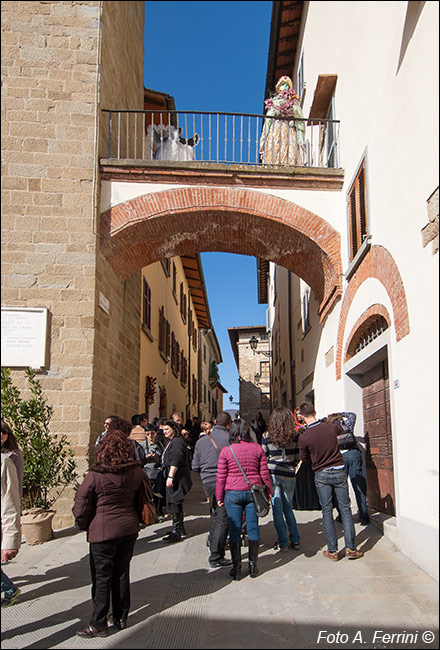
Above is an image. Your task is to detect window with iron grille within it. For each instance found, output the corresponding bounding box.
[354,316,389,356]
[348,159,368,261]
[142,278,151,332]
[302,289,310,334]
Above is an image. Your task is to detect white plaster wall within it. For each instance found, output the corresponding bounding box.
[297,1,439,578]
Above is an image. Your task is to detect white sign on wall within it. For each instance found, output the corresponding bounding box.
[1,307,49,369]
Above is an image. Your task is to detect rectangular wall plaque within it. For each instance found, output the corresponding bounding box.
[1,307,49,369]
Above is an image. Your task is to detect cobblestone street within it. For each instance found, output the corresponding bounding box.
[1,475,438,649]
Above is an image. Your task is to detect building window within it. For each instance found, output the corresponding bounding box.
[142,278,151,332]
[158,307,167,358]
[326,96,338,168]
[165,319,171,359]
[160,259,171,277]
[297,51,304,100]
[261,393,270,409]
[180,283,187,323]
[348,159,368,261]
[180,352,187,387]
[260,361,270,381]
[172,262,177,296]
[171,333,179,376]
[302,288,311,334]
[192,375,197,403]
[192,324,198,351]
[203,344,206,362]
[203,384,207,403]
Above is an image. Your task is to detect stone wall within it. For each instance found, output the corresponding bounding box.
[1,1,145,528]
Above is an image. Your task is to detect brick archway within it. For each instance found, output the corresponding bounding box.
[99,186,343,320]
[336,246,410,379]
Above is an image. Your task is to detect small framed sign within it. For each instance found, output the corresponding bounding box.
[1,307,49,369]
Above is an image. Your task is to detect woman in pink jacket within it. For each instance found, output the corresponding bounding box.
[216,419,272,580]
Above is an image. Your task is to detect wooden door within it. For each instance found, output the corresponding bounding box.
[362,359,395,515]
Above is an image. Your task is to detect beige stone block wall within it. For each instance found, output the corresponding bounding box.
[1,1,145,528]
[91,0,145,442]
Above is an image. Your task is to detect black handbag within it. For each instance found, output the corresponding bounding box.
[228,445,270,518]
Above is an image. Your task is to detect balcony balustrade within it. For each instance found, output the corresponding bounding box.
[101,110,340,170]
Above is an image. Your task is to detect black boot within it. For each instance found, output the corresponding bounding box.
[229,541,242,580]
[162,514,181,543]
[248,539,259,578]
[176,511,187,538]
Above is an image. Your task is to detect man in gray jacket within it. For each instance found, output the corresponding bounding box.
[192,412,232,568]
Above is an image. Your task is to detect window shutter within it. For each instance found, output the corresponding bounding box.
[158,307,165,353]
[165,320,170,359]
[348,160,368,261]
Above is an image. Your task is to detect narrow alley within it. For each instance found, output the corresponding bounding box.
[1,475,438,650]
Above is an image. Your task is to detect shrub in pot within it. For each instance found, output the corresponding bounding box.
[1,367,78,544]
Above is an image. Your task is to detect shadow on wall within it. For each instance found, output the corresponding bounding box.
[239,379,268,424]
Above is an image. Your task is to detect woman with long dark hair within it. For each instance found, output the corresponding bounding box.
[216,419,272,580]
[73,429,144,637]
[262,407,301,552]
[161,419,192,543]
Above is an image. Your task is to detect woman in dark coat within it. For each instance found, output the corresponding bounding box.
[73,429,144,638]
[161,419,192,543]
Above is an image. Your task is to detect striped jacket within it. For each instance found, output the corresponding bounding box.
[261,434,300,479]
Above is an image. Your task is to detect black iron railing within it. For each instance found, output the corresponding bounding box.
[101,110,340,169]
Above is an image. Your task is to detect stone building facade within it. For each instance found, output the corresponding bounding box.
[228,326,271,425]
[1,1,145,527]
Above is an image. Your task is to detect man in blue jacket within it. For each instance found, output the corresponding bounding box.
[192,412,232,568]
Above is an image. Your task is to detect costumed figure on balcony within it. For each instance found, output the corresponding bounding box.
[145,124,200,161]
[259,76,306,165]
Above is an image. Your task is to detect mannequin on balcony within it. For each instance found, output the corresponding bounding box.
[259,76,306,166]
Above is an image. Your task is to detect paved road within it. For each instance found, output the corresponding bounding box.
[1,474,438,649]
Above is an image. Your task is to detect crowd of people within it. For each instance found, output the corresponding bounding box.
[1,403,369,637]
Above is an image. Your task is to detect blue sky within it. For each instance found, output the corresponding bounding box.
[144,1,273,407]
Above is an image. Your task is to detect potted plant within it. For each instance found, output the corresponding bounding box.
[1,367,78,544]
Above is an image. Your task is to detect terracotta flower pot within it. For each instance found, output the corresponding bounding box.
[21,508,56,545]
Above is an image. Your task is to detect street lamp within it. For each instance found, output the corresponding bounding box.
[229,394,233,403]
[254,372,261,385]
[249,335,272,357]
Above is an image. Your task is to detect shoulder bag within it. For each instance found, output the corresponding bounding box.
[136,472,157,526]
[228,445,270,518]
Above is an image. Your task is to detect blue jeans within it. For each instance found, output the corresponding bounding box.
[271,475,300,547]
[314,469,356,552]
[1,569,16,596]
[342,450,369,522]
[224,490,259,542]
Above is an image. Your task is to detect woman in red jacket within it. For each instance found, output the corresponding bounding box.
[216,419,272,580]
[73,429,144,637]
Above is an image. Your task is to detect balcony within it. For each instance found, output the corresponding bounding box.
[100,110,344,190]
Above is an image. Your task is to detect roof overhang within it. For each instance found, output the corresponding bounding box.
[308,74,338,121]
[257,258,270,304]
[264,0,305,103]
